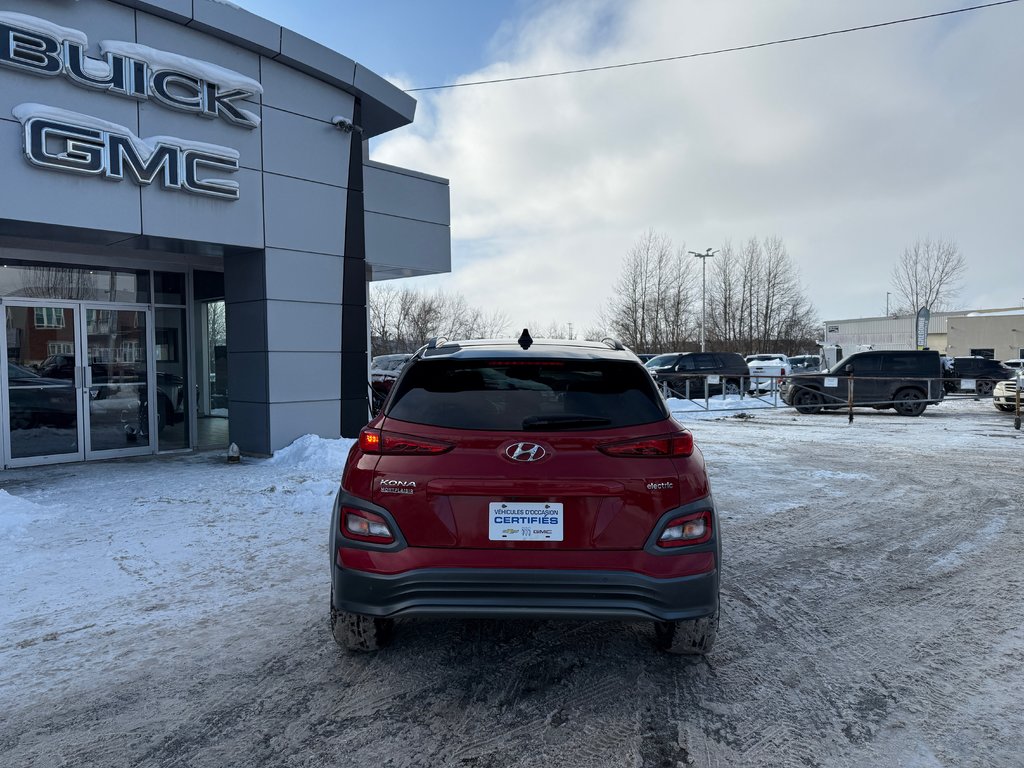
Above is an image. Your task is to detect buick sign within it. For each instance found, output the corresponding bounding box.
[0,12,263,128]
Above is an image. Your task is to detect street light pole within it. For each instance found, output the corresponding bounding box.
[688,248,718,352]
[886,292,891,316]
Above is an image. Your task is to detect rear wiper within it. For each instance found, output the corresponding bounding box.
[521,414,612,430]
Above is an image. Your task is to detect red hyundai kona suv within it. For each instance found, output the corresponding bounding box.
[329,334,721,654]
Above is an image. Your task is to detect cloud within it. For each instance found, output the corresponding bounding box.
[373,0,1024,330]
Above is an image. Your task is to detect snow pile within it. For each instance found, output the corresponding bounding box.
[267,434,354,476]
[0,489,47,537]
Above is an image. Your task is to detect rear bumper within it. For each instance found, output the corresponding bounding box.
[332,564,719,622]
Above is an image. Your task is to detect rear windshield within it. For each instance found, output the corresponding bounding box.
[387,359,668,431]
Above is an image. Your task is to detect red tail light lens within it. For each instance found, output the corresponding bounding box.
[599,432,694,457]
[342,507,394,543]
[658,509,712,547]
[358,429,453,455]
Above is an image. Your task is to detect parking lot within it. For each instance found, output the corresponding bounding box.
[1,399,1021,767]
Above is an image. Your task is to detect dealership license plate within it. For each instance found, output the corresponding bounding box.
[489,502,564,541]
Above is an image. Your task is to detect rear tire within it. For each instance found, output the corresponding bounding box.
[793,389,823,414]
[893,387,926,417]
[995,403,1014,412]
[723,380,741,396]
[330,597,393,652]
[976,379,995,397]
[654,610,718,655]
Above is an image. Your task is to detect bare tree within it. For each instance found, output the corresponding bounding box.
[603,231,698,352]
[704,236,819,354]
[368,285,510,353]
[890,237,967,313]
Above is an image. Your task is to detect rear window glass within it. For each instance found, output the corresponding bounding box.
[387,359,668,431]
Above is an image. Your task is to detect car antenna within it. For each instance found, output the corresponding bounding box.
[518,328,533,350]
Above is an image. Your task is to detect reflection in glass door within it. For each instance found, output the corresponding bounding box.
[3,303,83,462]
[85,307,150,454]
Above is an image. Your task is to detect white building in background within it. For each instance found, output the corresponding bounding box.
[823,307,1024,361]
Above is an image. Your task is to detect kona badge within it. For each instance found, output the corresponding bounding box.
[504,442,547,462]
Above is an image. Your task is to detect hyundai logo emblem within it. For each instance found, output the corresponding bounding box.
[505,442,547,462]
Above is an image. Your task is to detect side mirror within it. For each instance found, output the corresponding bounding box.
[844,364,853,374]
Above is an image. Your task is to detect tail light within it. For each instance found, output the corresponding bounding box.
[359,429,453,455]
[598,431,694,457]
[658,509,712,547]
[342,507,394,543]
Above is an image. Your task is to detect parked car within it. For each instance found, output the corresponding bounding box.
[330,335,721,655]
[999,358,1023,371]
[645,352,749,397]
[7,362,77,429]
[993,377,1021,412]
[745,354,790,393]
[780,349,945,416]
[789,354,821,372]
[945,357,1016,397]
[369,353,412,413]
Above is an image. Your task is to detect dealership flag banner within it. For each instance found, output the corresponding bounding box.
[916,307,930,350]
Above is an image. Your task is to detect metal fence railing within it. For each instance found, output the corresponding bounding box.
[658,373,1023,428]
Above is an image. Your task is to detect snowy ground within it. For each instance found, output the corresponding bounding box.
[1,397,1021,767]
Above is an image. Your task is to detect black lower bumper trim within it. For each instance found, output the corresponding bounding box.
[332,566,719,622]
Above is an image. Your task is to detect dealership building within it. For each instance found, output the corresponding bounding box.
[0,0,450,468]
[823,307,1024,360]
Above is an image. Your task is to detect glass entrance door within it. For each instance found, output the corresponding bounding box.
[3,303,84,464]
[2,301,155,466]
[84,306,152,457]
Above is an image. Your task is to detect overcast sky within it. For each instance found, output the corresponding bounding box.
[232,0,1023,332]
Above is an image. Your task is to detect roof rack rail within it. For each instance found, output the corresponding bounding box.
[601,337,625,351]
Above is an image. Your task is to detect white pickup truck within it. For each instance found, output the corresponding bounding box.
[745,354,790,393]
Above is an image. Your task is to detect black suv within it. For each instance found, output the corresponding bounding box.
[944,357,1015,397]
[644,352,749,397]
[780,349,944,416]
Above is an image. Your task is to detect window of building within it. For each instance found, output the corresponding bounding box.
[47,341,74,356]
[34,307,66,329]
[969,348,994,359]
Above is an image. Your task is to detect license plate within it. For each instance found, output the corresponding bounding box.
[489,502,563,541]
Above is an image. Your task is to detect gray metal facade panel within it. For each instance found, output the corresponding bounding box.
[364,164,451,226]
[226,351,270,403]
[140,168,265,249]
[263,249,343,304]
[226,400,271,455]
[223,302,268,354]
[365,212,451,277]
[263,175,347,256]
[0,73,140,139]
[265,302,343,353]
[353,64,416,133]
[4,0,138,42]
[267,352,344,402]
[137,100,263,172]
[261,108,351,187]
[109,0,192,23]
[259,58,356,125]
[223,251,266,304]
[190,0,281,58]
[269,400,342,450]
[135,9,262,83]
[0,119,143,235]
[277,28,356,89]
